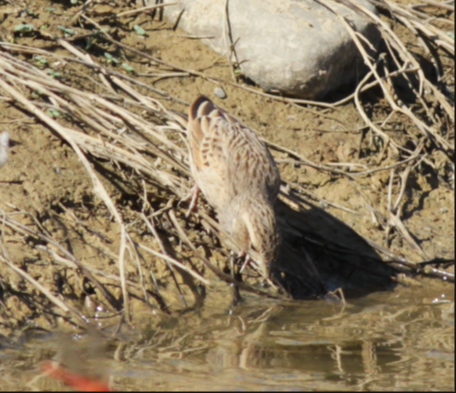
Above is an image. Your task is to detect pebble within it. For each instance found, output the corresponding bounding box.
[0,131,9,168]
[214,87,227,99]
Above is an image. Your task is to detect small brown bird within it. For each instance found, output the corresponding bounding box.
[186,95,281,277]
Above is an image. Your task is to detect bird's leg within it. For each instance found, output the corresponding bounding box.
[181,185,200,217]
[239,253,251,273]
[230,251,243,307]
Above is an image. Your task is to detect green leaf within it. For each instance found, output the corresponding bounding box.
[14,24,35,32]
[45,7,56,12]
[46,68,61,79]
[24,7,37,17]
[104,52,119,64]
[86,37,95,50]
[121,63,135,73]
[35,56,48,65]
[447,32,454,40]
[57,25,75,36]
[46,109,60,118]
[133,25,146,36]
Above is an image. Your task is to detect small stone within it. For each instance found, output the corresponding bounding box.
[214,87,227,99]
[0,131,9,168]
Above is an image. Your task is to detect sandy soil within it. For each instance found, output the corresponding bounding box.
[0,0,453,335]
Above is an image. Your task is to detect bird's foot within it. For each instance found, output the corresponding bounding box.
[181,185,200,218]
[239,253,251,273]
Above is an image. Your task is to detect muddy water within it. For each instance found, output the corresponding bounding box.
[1,282,453,391]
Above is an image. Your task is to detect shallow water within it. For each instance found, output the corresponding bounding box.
[1,282,454,391]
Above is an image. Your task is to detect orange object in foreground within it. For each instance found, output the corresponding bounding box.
[41,361,111,392]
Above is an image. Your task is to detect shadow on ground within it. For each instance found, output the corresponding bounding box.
[272,199,396,299]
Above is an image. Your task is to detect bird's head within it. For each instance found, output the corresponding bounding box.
[221,194,280,277]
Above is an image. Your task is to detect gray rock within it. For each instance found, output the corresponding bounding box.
[160,0,380,99]
[214,86,227,99]
[0,131,9,168]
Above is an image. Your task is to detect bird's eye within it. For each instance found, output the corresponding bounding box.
[251,245,258,252]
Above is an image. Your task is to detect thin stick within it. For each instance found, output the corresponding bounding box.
[141,212,189,307]
[0,254,88,326]
[138,241,210,286]
[116,2,177,18]
[1,211,122,311]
